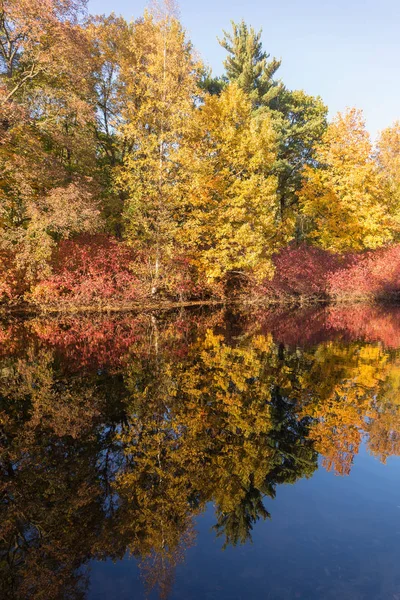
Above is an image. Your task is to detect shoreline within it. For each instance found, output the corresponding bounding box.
[2,293,400,318]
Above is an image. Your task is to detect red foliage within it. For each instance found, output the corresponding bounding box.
[30,311,221,372]
[255,243,400,303]
[8,236,400,307]
[253,304,400,349]
[326,304,400,348]
[256,243,343,300]
[327,245,400,300]
[30,235,218,306]
[255,306,333,347]
[31,235,145,306]
[32,315,144,371]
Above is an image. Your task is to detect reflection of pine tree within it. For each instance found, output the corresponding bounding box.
[2,310,400,598]
[213,480,271,548]
[212,385,317,549]
[266,386,317,484]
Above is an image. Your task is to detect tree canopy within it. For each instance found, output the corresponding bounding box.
[0,0,398,305]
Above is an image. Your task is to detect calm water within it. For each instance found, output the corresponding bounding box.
[2,304,400,599]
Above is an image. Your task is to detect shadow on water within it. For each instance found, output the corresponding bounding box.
[1,304,400,598]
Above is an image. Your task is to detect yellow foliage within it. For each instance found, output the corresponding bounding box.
[376,121,400,228]
[298,109,392,252]
[115,7,202,285]
[178,84,283,282]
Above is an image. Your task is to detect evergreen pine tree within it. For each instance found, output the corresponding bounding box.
[218,19,282,109]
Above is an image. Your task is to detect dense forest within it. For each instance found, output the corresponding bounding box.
[1,0,399,307]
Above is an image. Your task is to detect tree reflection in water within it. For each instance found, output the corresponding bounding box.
[1,305,400,598]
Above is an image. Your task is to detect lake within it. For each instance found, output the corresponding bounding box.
[1,304,400,599]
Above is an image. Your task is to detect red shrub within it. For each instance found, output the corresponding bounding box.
[31,235,146,306]
[256,243,343,300]
[327,245,400,300]
[255,243,400,302]
[15,236,400,307]
[30,235,220,307]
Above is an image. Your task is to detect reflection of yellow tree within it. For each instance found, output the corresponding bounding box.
[177,331,278,547]
[116,326,318,566]
[3,311,400,598]
[0,337,130,599]
[366,358,400,462]
[293,343,400,475]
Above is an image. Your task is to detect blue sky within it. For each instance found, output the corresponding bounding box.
[88,0,399,139]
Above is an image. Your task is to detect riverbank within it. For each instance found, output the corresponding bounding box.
[3,300,400,352]
[2,293,400,319]
[2,238,400,314]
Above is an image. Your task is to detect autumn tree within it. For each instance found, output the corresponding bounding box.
[86,14,131,235]
[298,109,392,252]
[0,99,100,284]
[0,0,84,96]
[0,0,96,175]
[116,3,201,293]
[178,83,282,284]
[376,121,400,232]
[0,0,100,287]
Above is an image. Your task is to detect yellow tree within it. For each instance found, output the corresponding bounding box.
[376,121,400,232]
[116,3,201,293]
[298,109,391,252]
[179,83,282,284]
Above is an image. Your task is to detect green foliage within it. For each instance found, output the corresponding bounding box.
[218,19,282,109]
[273,89,328,222]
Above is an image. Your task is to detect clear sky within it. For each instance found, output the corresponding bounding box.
[88,0,399,139]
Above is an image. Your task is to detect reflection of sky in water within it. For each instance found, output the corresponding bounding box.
[3,306,400,600]
[88,445,400,600]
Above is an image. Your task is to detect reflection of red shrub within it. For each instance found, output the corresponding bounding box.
[256,306,331,347]
[327,305,400,348]
[30,311,220,372]
[32,316,144,371]
[31,235,145,306]
[254,304,400,349]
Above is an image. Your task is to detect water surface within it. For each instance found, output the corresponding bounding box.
[1,304,400,599]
